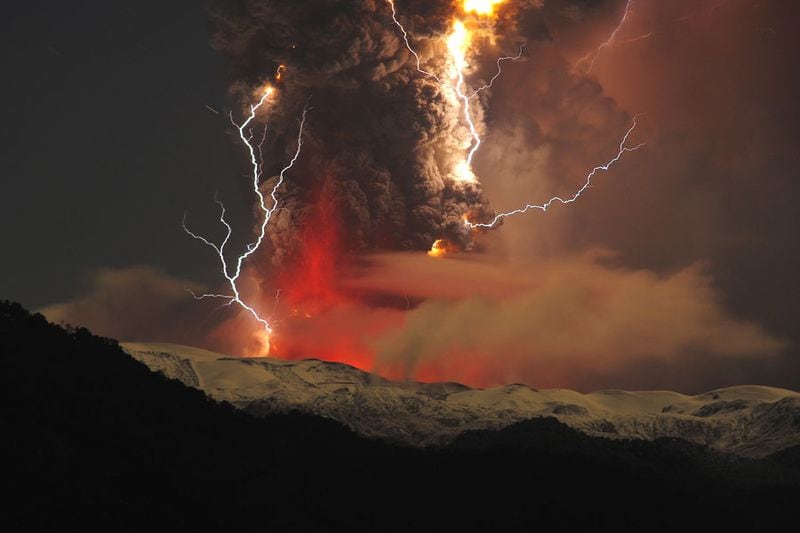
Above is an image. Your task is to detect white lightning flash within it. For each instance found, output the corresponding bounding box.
[386,0,444,83]
[466,116,644,229]
[183,87,309,342]
[469,43,526,99]
[387,0,523,100]
[446,20,482,181]
[577,0,634,73]
[386,2,523,184]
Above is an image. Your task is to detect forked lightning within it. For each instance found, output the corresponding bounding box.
[466,117,644,228]
[183,86,308,343]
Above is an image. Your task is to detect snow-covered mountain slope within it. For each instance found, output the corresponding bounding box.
[122,342,800,457]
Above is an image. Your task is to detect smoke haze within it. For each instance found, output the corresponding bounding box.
[36,0,800,393]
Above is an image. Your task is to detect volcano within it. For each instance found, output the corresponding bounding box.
[123,342,800,457]
[4,302,800,531]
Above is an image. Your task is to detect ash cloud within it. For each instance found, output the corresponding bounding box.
[40,267,217,345]
[209,0,497,264]
[38,266,297,357]
[200,0,799,391]
[349,252,786,392]
[469,0,800,386]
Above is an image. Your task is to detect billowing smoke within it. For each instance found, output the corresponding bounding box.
[33,1,799,394]
[209,0,505,267]
[351,252,785,391]
[177,0,793,392]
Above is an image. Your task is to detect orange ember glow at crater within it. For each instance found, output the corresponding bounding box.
[428,239,458,258]
[462,0,507,16]
[244,329,271,357]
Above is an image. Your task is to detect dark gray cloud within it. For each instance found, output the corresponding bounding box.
[209,0,498,266]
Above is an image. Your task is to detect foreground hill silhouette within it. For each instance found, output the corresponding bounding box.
[1,301,798,531]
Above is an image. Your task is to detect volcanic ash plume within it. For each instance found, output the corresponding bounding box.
[210,0,503,266]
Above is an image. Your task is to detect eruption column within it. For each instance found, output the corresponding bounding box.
[182,85,309,353]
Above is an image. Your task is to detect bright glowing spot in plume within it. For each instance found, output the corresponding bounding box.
[245,329,271,357]
[428,239,447,258]
[445,20,482,183]
[462,0,507,16]
[453,161,477,183]
[446,20,470,73]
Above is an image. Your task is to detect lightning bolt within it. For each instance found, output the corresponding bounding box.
[386,0,444,83]
[466,115,645,229]
[387,0,522,99]
[576,0,634,73]
[387,2,523,183]
[183,86,309,345]
[615,31,653,47]
[386,2,643,241]
[469,43,526,99]
[447,21,482,182]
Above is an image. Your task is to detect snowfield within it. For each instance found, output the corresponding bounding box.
[122,342,800,457]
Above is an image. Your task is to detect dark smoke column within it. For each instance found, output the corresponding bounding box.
[210,0,495,270]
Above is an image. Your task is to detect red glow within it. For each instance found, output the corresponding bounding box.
[264,192,525,386]
[279,188,341,312]
[271,184,401,370]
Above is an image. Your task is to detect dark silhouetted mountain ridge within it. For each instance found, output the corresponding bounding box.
[1,301,797,531]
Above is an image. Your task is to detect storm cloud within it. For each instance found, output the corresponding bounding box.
[209,0,504,265]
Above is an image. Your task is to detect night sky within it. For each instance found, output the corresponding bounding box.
[2,0,799,392]
[0,1,247,306]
